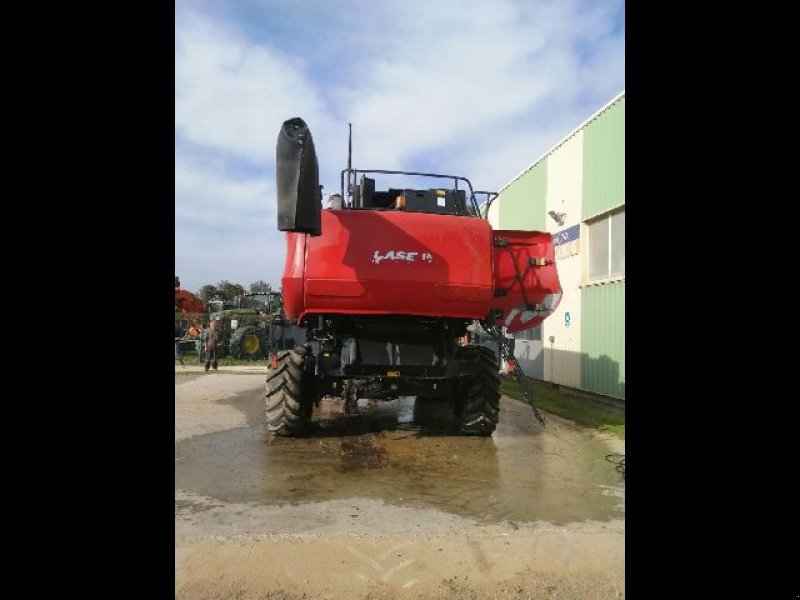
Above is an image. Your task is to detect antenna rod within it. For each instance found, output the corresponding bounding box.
[347,123,353,205]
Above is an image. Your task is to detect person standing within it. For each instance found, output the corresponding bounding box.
[175,323,185,368]
[205,319,222,372]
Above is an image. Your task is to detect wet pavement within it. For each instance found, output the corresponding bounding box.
[175,376,624,526]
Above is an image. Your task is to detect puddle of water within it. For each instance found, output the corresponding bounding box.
[175,388,625,525]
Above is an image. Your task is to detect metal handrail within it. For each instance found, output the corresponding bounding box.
[340,168,482,217]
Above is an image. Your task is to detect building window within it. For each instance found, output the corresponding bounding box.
[512,324,541,341]
[586,208,625,282]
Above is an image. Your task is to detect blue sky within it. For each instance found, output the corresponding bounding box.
[175,0,624,293]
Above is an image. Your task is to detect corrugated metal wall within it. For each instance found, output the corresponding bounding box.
[582,96,625,220]
[580,281,625,399]
[498,158,547,230]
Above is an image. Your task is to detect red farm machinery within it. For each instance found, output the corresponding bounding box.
[267,118,561,436]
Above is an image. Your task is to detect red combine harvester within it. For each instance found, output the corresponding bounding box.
[268,118,561,436]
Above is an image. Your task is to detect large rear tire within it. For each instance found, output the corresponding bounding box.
[454,345,500,436]
[265,345,314,436]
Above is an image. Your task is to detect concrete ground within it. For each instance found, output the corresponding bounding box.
[175,365,267,373]
[175,370,625,599]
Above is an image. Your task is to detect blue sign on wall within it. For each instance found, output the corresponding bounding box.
[554,224,580,260]
[553,224,580,246]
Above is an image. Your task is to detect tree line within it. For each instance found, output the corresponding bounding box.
[196,280,272,303]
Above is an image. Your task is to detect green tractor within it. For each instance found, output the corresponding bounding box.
[176,291,299,362]
[211,292,297,360]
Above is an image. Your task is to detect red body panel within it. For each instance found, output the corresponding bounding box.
[491,230,562,333]
[282,231,306,320]
[282,209,561,332]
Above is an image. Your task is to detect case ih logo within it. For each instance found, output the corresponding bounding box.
[372,250,433,264]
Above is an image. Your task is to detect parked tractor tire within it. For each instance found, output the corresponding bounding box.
[231,325,263,359]
[454,345,501,436]
[265,345,314,436]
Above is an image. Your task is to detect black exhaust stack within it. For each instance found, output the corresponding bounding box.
[276,117,321,235]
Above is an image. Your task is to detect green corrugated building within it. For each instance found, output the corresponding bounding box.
[488,91,625,400]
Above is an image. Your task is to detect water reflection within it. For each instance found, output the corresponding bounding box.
[175,391,624,524]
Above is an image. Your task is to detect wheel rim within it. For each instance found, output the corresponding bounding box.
[243,334,260,354]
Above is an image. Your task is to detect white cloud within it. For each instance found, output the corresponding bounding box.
[337,2,555,168]
[331,0,621,173]
[175,11,338,166]
[175,156,273,225]
[174,152,285,292]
